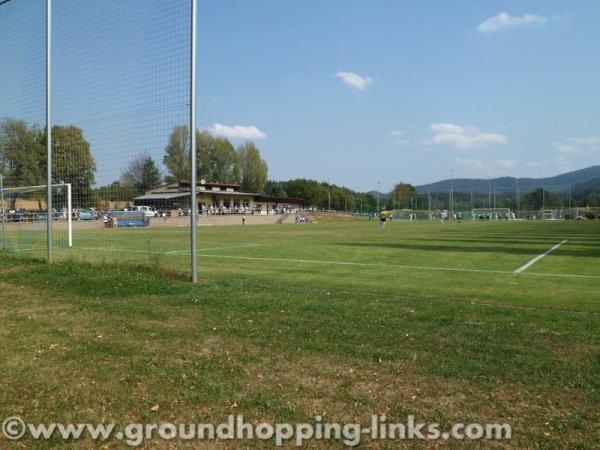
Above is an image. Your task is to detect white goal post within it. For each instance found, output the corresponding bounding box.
[0,182,72,248]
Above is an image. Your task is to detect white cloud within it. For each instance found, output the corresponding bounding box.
[427,123,507,149]
[206,123,267,140]
[455,157,516,173]
[527,156,572,172]
[390,130,410,146]
[334,72,373,91]
[554,137,600,155]
[497,158,516,170]
[477,12,546,34]
[455,158,487,169]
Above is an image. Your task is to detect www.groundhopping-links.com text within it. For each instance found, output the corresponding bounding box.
[2,414,511,447]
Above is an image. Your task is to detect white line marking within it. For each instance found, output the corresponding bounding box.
[12,243,600,281]
[523,271,600,280]
[514,240,569,273]
[198,250,600,280]
[164,243,261,254]
[42,243,262,256]
[197,253,510,275]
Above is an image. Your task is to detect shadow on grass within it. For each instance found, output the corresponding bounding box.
[403,237,600,248]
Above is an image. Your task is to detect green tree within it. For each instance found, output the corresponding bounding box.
[96,181,137,202]
[267,178,378,212]
[41,125,96,207]
[583,193,600,207]
[285,179,328,207]
[0,120,96,208]
[196,130,212,182]
[163,125,190,183]
[140,157,162,191]
[270,182,287,197]
[121,154,162,192]
[521,188,562,210]
[356,193,377,213]
[392,182,417,209]
[199,131,239,183]
[164,126,242,185]
[238,141,268,193]
[0,118,44,189]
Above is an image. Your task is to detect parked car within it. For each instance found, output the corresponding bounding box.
[34,211,61,221]
[133,206,157,218]
[79,209,98,220]
[58,208,76,220]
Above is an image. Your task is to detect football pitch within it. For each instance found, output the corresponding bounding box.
[1,219,599,447]
[27,219,600,310]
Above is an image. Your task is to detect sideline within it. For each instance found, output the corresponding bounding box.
[198,250,600,281]
[514,240,568,274]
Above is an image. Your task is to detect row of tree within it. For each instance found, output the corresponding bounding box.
[264,179,379,212]
[161,126,268,193]
[385,186,597,211]
[0,118,96,206]
[270,178,600,214]
[118,126,269,195]
[2,118,599,210]
[0,119,270,207]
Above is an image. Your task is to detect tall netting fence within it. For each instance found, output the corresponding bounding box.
[1,0,194,273]
[402,182,598,221]
[0,0,47,257]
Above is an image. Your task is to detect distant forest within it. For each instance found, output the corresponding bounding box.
[2,118,599,212]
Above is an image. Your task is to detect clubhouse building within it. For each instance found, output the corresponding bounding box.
[134,180,304,213]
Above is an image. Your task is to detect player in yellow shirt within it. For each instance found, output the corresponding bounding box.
[379,209,388,227]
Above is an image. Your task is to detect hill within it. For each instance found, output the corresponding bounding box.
[416,166,600,195]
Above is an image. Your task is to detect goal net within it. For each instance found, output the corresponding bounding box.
[539,208,562,220]
[0,183,73,254]
[471,208,514,221]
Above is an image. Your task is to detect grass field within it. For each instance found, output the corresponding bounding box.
[1,219,599,448]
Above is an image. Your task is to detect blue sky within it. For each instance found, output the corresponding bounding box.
[1,0,600,191]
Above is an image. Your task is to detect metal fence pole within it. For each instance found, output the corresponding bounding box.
[1,175,6,251]
[67,183,72,247]
[189,0,198,282]
[46,0,53,263]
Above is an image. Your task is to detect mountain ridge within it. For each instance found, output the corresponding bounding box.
[416,166,600,194]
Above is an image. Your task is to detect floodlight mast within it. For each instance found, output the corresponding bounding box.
[46,0,53,263]
[428,191,431,216]
[470,189,473,211]
[190,0,198,282]
[542,185,545,216]
[0,175,6,251]
[516,179,520,218]
[67,183,72,247]
[449,169,454,220]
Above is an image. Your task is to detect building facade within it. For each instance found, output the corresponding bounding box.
[134,181,304,214]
